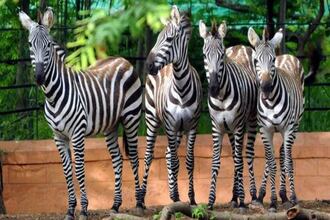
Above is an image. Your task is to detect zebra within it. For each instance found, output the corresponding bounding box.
[19,8,143,219]
[248,27,304,211]
[140,5,202,206]
[199,21,258,210]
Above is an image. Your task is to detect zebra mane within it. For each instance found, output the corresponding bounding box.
[179,11,192,40]
[210,21,218,37]
[262,27,269,41]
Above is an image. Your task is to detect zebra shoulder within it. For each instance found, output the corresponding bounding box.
[275,55,304,85]
[88,57,135,77]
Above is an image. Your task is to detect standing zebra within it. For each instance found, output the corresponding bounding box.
[199,21,258,210]
[248,27,304,211]
[140,6,202,206]
[19,8,143,219]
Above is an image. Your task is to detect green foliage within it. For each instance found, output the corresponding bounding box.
[66,0,170,69]
[192,204,208,219]
[175,212,184,219]
[152,211,161,220]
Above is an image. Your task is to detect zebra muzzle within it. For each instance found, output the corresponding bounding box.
[209,72,220,98]
[35,62,45,85]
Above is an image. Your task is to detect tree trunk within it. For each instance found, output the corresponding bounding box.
[266,0,275,38]
[76,0,81,19]
[39,0,47,12]
[16,0,30,110]
[279,0,287,54]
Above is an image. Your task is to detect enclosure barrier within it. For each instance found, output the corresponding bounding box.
[0,132,329,214]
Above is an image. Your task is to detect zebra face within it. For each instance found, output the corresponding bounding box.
[248,27,283,99]
[19,8,54,85]
[146,5,188,75]
[199,20,227,98]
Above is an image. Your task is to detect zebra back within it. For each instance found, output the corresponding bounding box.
[275,54,304,92]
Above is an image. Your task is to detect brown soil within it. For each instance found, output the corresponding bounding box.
[0,200,330,220]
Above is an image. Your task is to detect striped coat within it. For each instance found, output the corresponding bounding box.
[19,8,142,219]
[248,27,304,211]
[199,21,258,210]
[141,6,202,206]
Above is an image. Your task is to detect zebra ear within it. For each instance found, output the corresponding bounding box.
[19,11,37,31]
[42,7,54,29]
[269,28,283,48]
[171,5,181,27]
[199,20,208,39]
[218,21,227,38]
[248,27,260,48]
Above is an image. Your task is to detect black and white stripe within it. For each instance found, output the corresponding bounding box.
[19,8,143,219]
[199,21,258,210]
[248,27,304,211]
[140,6,202,206]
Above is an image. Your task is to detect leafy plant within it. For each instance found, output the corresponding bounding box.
[192,204,208,219]
[153,211,162,220]
[66,0,170,69]
[175,211,184,219]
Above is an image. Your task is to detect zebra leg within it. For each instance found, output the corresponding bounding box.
[105,130,123,212]
[72,133,89,219]
[228,132,238,207]
[246,123,257,202]
[165,130,180,202]
[140,116,160,207]
[122,115,142,208]
[284,129,298,206]
[207,128,224,210]
[186,129,197,205]
[234,128,246,209]
[260,128,277,212]
[257,162,269,205]
[279,143,289,205]
[54,135,77,220]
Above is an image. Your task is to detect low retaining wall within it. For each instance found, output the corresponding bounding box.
[0,132,329,214]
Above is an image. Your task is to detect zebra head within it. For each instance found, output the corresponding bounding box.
[19,8,54,85]
[248,27,283,99]
[199,20,227,98]
[146,5,191,75]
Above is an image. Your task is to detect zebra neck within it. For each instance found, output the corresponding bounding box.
[172,45,191,91]
[217,65,231,101]
[261,71,280,102]
[42,49,71,105]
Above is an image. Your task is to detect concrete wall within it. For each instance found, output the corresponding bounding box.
[0,132,329,214]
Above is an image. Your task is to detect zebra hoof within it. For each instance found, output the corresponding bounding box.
[64,214,74,220]
[248,201,265,213]
[79,214,88,220]
[238,207,247,214]
[207,204,214,210]
[109,208,118,214]
[190,199,197,206]
[230,200,238,208]
[268,207,277,213]
[282,201,295,210]
[131,206,144,217]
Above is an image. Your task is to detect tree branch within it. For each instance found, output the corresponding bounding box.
[215,0,251,13]
[298,0,324,54]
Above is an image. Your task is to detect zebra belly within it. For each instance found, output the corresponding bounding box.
[164,103,198,132]
[211,109,240,132]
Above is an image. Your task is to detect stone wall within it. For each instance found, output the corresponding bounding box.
[0,132,329,214]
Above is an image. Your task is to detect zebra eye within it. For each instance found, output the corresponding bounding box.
[28,42,32,47]
[272,57,276,62]
[253,58,258,66]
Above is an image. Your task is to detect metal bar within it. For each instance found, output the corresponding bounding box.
[0,84,36,90]
[0,107,41,115]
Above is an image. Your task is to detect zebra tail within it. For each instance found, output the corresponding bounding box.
[122,130,130,157]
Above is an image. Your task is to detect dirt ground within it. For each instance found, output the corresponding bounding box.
[1,200,330,220]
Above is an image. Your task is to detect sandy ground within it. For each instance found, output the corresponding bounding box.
[0,200,330,219]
